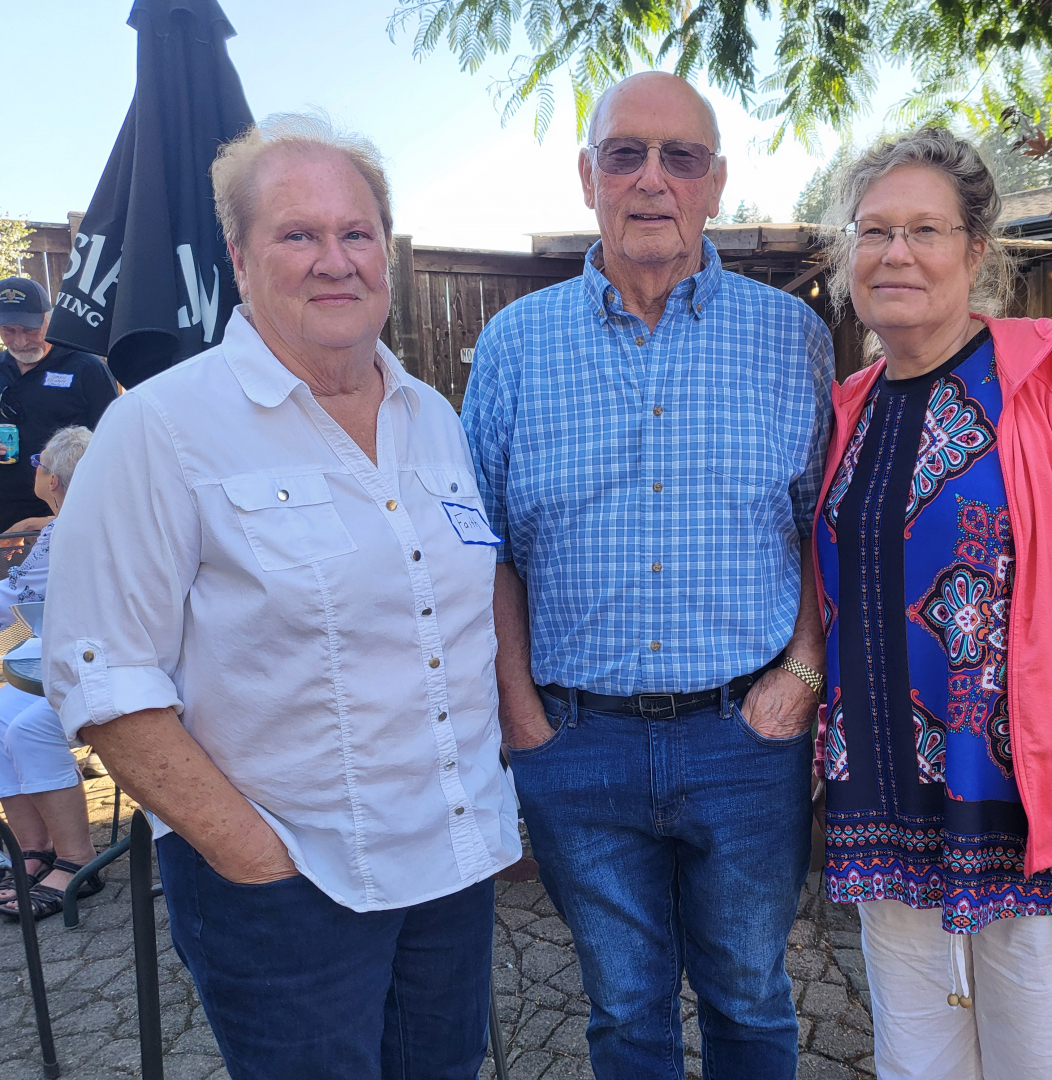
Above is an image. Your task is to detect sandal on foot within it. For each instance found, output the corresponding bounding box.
[0,848,55,903]
[0,857,104,922]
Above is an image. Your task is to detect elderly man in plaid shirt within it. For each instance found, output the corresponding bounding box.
[462,72,834,1078]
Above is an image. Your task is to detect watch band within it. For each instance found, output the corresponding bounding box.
[780,656,827,701]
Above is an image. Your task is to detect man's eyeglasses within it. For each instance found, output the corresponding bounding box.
[30,454,43,469]
[845,217,968,249]
[589,137,714,180]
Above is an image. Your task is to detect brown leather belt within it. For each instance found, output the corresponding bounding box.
[541,652,783,721]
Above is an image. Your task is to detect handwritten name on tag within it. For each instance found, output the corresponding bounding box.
[43,372,74,388]
[441,501,502,546]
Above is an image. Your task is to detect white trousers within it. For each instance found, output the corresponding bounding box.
[859,898,1052,1080]
[0,683,80,798]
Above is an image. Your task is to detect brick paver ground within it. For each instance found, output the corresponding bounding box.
[1,777,874,1079]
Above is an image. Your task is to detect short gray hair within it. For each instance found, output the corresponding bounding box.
[211,112,393,256]
[825,126,1014,320]
[39,426,92,491]
[585,79,722,153]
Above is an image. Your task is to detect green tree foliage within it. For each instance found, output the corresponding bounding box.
[388,1,1052,148]
[955,71,1052,193]
[730,199,773,223]
[0,217,33,278]
[791,144,856,223]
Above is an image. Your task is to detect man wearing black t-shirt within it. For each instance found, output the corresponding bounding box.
[0,277,117,532]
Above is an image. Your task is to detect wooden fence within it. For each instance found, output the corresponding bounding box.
[379,228,1052,403]
[378,227,871,397]
[380,238,582,411]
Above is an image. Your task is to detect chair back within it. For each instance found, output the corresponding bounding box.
[11,602,45,637]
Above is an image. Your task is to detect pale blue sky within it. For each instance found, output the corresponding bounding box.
[5,1,918,250]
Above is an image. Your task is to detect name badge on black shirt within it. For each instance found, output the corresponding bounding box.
[43,372,74,388]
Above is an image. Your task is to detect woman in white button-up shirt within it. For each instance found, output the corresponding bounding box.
[43,114,520,1080]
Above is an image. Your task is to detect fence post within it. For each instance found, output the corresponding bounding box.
[387,234,422,379]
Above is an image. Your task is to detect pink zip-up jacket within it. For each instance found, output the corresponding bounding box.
[812,315,1052,877]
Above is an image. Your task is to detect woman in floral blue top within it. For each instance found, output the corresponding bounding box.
[0,426,103,920]
[815,129,1052,1079]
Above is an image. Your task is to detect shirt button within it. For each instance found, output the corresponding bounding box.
[429,657,440,669]
[454,806,465,816]
[695,303,702,312]
[652,482,663,492]
[652,562,663,572]
[650,641,661,652]
[445,760,455,770]
[653,405,663,416]
[386,499,397,511]
[82,650,95,662]
[606,290,615,303]
[412,550,421,561]
[450,482,458,493]
[277,489,289,502]
[635,335,645,346]
[421,607,433,616]
[438,711,448,721]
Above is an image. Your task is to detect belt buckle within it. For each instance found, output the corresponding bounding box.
[637,694,677,721]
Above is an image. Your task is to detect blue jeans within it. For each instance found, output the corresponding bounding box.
[156,832,495,1080]
[508,690,812,1080]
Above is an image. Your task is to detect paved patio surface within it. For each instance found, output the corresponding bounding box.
[1,777,874,1079]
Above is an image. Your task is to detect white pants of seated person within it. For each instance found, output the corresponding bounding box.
[858,898,1052,1080]
[0,683,80,797]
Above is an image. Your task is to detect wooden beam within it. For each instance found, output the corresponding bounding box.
[413,247,584,278]
[782,263,826,294]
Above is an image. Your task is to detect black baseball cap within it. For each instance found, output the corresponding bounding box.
[0,277,52,329]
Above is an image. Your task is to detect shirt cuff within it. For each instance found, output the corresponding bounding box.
[57,658,183,742]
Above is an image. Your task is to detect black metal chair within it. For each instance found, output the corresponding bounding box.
[129,810,164,1079]
[63,787,129,928]
[0,819,60,1078]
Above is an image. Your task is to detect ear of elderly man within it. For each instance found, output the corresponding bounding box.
[41,75,833,1079]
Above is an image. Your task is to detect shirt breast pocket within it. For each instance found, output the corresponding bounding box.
[702,384,796,490]
[413,465,483,504]
[221,473,358,572]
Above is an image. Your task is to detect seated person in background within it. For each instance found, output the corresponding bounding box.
[0,276,118,533]
[0,426,103,920]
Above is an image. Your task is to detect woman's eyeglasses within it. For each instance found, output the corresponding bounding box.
[589,137,714,180]
[845,217,968,249]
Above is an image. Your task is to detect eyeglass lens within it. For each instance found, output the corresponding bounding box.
[851,218,962,247]
[595,138,712,179]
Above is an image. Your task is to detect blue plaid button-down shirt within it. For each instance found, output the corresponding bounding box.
[461,239,835,695]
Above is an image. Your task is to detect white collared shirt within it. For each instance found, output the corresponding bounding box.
[43,309,520,911]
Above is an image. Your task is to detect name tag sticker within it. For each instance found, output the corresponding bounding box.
[441,501,502,546]
[43,372,73,388]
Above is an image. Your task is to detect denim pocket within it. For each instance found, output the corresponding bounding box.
[731,702,813,748]
[506,697,569,758]
[195,852,304,891]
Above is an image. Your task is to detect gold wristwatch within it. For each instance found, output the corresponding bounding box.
[780,656,827,701]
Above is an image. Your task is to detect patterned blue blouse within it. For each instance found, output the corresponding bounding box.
[816,328,1052,933]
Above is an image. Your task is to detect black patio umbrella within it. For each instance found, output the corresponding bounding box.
[47,0,253,388]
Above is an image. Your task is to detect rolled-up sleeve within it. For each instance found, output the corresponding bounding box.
[789,311,835,540]
[461,319,512,562]
[43,391,200,741]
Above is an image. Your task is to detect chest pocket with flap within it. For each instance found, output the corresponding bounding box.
[414,466,482,503]
[221,474,358,572]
